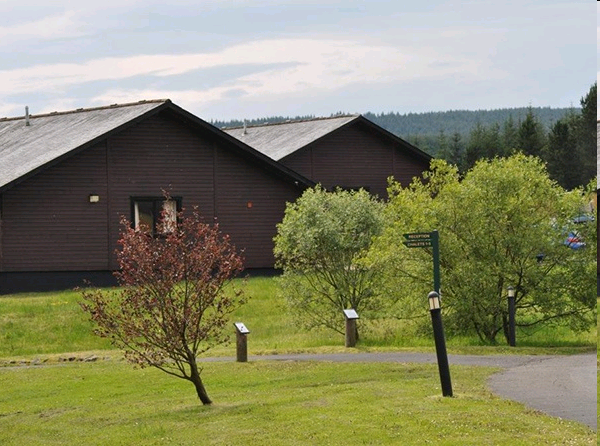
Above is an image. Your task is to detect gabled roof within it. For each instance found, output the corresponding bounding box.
[223,115,359,160]
[0,100,314,193]
[0,100,167,192]
[223,114,432,163]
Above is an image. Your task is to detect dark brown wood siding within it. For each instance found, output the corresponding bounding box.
[214,148,300,268]
[281,147,313,180]
[392,142,429,189]
[0,193,4,271]
[105,113,217,270]
[1,111,301,273]
[1,142,110,271]
[282,121,429,198]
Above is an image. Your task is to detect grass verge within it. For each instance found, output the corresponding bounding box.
[0,278,596,361]
[0,359,594,445]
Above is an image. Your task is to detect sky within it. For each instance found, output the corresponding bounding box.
[0,0,596,122]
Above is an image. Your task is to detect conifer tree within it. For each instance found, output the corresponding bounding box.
[517,107,546,157]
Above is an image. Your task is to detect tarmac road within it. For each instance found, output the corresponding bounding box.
[203,351,597,430]
[488,352,597,431]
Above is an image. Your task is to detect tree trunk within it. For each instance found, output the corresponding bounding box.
[189,359,212,405]
[192,376,212,405]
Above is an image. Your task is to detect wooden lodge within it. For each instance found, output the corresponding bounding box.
[0,101,431,293]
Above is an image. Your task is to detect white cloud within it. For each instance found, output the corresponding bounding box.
[0,38,490,113]
[0,10,84,44]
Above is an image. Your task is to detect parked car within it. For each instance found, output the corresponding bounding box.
[564,231,585,249]
[563,214,594,250]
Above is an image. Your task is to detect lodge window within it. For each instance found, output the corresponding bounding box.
[131,197,181,236]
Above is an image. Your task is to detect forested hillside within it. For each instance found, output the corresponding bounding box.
[213,83,596,190]
[363,107,574,154]
[213,108,576,159]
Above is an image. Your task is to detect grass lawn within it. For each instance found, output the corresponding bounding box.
[0,360,595,446]
[0,278,596,444]
[0,277,595,360]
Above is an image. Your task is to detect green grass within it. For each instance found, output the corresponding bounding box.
[0,279,596,444]
[0,289,113,357]
[0,360,594,445]
[229,277,596,355]
[0,277,596,361]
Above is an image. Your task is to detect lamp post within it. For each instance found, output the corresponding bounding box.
[507,286,516,347]
[428,291,452,397]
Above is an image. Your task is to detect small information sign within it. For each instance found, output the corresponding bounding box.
[403,230,441,294]
[403,231,433,248]
[234,322,250,334]
[343,309,359,320]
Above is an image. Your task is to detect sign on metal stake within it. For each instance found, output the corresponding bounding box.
[403,230,440,294]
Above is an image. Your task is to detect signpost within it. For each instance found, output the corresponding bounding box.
[234,322,250,362]
[403,230,440,293]
[342,309,359,348]
[404,230,452,397]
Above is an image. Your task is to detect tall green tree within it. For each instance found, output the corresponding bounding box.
[543,83,597,189]
[482,123,503,159]
[545,116,579,189]
[463,123,486,170]
[574,82,596,185]
[273,186,386,339]
[438,132,464,170]
[370,155,596,344]
[436,129,449,158]
[501,114,519,156]
[463,123,503,169]
[517,108,546,157]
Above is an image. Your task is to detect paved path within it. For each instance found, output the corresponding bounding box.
[202,352,597,430]
[488,353,597,431]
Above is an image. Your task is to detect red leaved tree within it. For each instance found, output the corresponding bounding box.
[80,207,244,405]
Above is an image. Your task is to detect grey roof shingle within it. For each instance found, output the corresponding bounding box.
[223,114,432,165]
[0,99,314,193]
[0,100,167,191]
[223,115,359,161]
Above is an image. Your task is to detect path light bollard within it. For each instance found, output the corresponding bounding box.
[234,322,250,362]
[507,286,516,347]
[343,309,359,348]
[428,291,453,397]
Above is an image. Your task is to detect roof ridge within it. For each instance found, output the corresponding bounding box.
[0,99,169,122]
[225,114,360,130]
